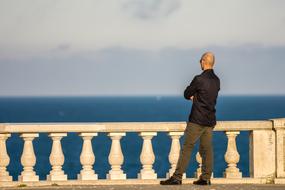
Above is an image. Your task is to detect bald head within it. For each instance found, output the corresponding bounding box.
[200,52,215,70]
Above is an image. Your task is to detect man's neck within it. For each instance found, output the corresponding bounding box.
[203,68,213,71]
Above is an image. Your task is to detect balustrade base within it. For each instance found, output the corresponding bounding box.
[138,171,157,179]
[223,171,242,178]
[18,174,39,182]
[78,173,98,180]
[47,174,67,181]
[106,171,126,180]
[0,175,12,182]
[274,178,285,184]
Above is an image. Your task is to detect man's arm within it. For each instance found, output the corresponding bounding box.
[184,76,199,100]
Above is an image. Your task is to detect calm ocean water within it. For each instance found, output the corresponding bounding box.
[0,96,284,180]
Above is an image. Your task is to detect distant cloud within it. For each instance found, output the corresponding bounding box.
[56,43,71,51]
[1,45,285,96]
[0,0,284,52]
[122,0,181,19]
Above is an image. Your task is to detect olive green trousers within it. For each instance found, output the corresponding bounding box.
[172,122,213,180]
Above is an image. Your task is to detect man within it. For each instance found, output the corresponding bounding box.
[160,52,220,186]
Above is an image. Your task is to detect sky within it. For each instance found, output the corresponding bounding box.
[0,0,285,96]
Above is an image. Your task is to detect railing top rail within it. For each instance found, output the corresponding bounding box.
[0,120,274,133]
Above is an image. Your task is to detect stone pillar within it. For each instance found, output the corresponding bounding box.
[138,132,157,179]
[272,118,285,183]
[47,133,67,181]
[107,132,126,179]
[195,151,213,178]
[18,133,39,182]
[166,132,186,179]
[194,152,202,178]
[78,133,98,180]
[249,129,275,180]
[224,131,242,178]
[0,134,12,182]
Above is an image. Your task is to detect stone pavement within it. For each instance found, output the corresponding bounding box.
[1,184,285,190]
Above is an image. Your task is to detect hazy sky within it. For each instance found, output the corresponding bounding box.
[0,0,285,96]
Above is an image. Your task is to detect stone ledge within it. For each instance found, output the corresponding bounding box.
[2,184,285,190]
[0,178,269,188]
[275,178,285,184]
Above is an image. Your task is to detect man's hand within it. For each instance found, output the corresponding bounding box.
[190,96,194,101]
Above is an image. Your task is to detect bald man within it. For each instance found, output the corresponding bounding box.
[160,52,220,186]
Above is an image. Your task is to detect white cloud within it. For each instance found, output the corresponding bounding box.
[0,0,285,56]
[122,0,181,19]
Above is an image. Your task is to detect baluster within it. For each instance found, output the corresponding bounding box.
[167,132,186,179]
[18,133,39,182]
[47,133,67,181]
[224,131,242,178]
[138,132,157,179]
[107,132,126,179]
[195,151,214,178]
[0,134,12,182]
[194,152,202,178]
[78,133,98,180]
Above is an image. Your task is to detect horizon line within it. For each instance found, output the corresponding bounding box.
[0,94,285,98]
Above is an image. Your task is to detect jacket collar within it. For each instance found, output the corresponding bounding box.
[202,69,214,74]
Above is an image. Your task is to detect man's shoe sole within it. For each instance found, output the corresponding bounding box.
[160,183,181,185]
[193,181,211,185]
[160,180,182,185]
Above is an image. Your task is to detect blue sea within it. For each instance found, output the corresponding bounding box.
[0,96,285,180]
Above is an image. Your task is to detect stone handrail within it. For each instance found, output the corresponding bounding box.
[0,118,285,187]
[0,120,274,133]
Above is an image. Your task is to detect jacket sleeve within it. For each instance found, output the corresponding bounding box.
[184,76,199,100]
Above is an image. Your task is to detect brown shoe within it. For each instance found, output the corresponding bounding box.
[160,176,182,185]
[193,178,211,185]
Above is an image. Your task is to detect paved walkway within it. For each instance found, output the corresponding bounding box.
[1,184,285,190]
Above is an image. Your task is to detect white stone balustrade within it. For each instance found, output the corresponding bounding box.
[249,129,275,180]
[78,133,98,180]
[224,131,242,178]
[272,118,285,184]
[167,132,186,179]
[0,134,12,182]
[19,133,39,182]
[47,133,67,181]
[138,132,157,179]
[0,119,284,187]
[195,152,202,178]
[195,151,213,178]
[107,132,126,180]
